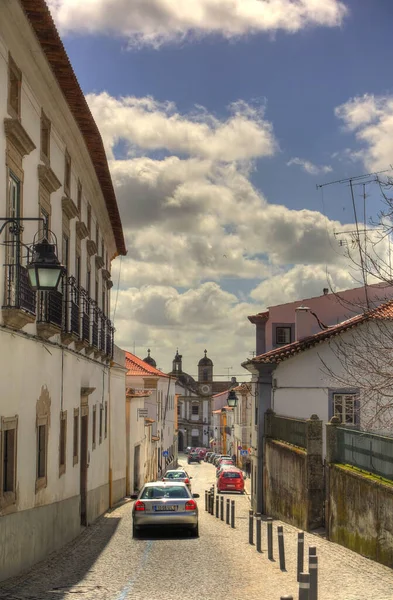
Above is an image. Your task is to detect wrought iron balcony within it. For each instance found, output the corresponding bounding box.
[37,289,63,328]
[3,263,36,315]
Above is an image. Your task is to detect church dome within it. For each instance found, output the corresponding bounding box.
[198,349,213,367]
[143,349,157,368]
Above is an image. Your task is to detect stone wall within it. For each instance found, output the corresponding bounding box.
[264,411,324,530]
[328,464,393,567]
[265,438,308,529]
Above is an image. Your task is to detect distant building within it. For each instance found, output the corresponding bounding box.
[169,350,235,449]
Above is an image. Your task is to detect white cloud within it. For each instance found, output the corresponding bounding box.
[287,157,332,175]
[250,264,358,306]
[48,0,348,47]
[87,93,277,162]
[335,94,393,171]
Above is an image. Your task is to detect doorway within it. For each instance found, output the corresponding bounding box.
[80,412,88,526]
[178,430,184,451]
[133,444,140,493]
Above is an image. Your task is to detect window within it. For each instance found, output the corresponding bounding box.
[59,411,67,476]
[40,111,51,162]
[36,419,48,487]
[92,405,96,449]
[6,173,21,277]
[40,207,50,238]
[202,369,209,382]
[104,402,108,438]
[62,235,69,274]
[333,394,357,425]
[1,416,18,507]
[99,405,103,444]
[102,288,106,314]
[75,253,81,288]
[95,272,99,302]
[77,182,82,216]
[177,404,181,416]
[86,266,91,296]
[192,404,199,416]
[64,150,71,196]
[96,223,99,246]
[101,240,105,260]
[8,54,22,118]
[87,204,91,234]
[276,326,291,345]
[73,408,79,466]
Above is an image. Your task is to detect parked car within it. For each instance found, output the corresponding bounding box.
[131,482,200,537]
[197,448,208,459]
[209,453,218,463]
[214,455,231,467]
[216,464,241,479]
[217,469,245,494]
[217,457,235,469]
[204,452,214,462]
[184,446,192,455]
[162,469,192,490]
[188,452,201,464]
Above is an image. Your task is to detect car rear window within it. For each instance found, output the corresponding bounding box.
[165,472,186,479]
[141,486,190,499]
[222,471,241,479]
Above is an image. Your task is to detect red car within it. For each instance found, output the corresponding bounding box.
[217,469,245,494]
[197,448,207,459]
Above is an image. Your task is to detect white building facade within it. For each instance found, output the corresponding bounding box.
[0,0,126,581]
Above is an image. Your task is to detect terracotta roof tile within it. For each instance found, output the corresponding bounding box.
[20,0,126,256]
[126,388,152,398]
[245,299,393,366]
[126,351,170,378]
[248,310,269,324]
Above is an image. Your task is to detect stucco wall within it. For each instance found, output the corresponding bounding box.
[265,439,308,530]
[328,465,393,567]
[0,495,80,582]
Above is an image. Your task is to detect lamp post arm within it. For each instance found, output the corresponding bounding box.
[0,217,45,237]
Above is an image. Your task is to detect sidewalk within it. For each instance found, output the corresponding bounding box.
[233,473,393,599]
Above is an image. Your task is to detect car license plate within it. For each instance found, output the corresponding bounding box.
[154,505,177,511]
[227,484,235,488]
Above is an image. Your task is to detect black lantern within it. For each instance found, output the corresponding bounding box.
[227,390,238,407]
[27,238,65,291]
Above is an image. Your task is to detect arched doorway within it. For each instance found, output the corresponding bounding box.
[178,430,184,451]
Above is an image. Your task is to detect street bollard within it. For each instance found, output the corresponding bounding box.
[309,546,317,556]
[220,495,224,521]
[226,498,230,525]
[298,572,310,600]
[309,554,318,600]
[256,513,262,553]
[297,532,304,582]
[210,488,215,515]
[248,510,254,545]
[231,500,235,528]
[278,525,286,571]
[215,494,219,518]
[205,490,208,512]
[267,517,273,560]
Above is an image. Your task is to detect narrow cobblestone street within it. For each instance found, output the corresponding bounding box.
[1,455,393,600]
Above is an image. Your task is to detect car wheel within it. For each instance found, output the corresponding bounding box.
[132,523,139,538]
[191,523,199,538]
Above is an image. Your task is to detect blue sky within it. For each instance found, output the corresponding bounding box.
[48,0,393,377]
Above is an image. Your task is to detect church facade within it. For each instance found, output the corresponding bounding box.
[168,350,234,450]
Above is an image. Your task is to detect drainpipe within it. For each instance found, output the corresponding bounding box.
[108,365,112,508]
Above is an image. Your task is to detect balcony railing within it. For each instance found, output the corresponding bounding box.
[3,263,36,315]
[37,289,63,328]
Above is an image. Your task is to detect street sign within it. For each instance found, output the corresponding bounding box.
[137,409,148,417]
[237,445,242,450]
[162,450,169,457]
[240,450,249,456]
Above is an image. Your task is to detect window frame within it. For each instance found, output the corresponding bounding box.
[328,388,359,426]
[36,415,48,492]
[104,402,108,439]
[1,415,18,509]
[99,404,103,444]
[7,54,22,119]
[191,404,199,416]
[59,410,67,476]
[333,393,357,425]
[40,110,51,163]
[64,150,71,197]
[73,408,79,466]
[77,181,82,217]
[92,404,97,450]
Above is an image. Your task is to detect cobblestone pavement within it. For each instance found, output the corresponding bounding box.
[1,455,393,600]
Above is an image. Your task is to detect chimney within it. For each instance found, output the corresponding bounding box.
[323,288,329,295]
[295,306,315,341]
